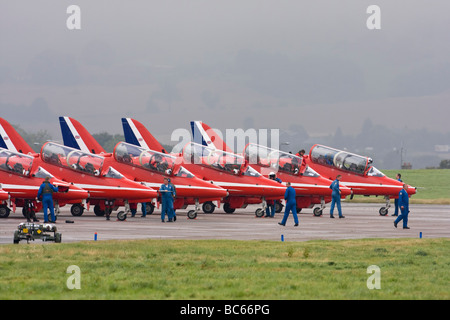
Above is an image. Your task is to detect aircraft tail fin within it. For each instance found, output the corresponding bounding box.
[121,118,167,153]
[59,116,106,154]
[0,117,35,154]
[190,121,233,152]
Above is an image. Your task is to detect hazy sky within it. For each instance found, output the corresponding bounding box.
[1,0,449,144]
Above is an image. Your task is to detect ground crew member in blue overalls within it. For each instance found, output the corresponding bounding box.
[37,177,58,223]
[278,182,298,227]
[168,178,177,221]
[394,184,410,229]
[392,173,402,216]
[265,172,282,218]
[160,177,175,222]
[330,175,345,218]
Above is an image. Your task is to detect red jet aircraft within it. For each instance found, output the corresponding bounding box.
[243,143,352,216]
[0,118,158,220]
[305,144,417,215]
[0,147,89,219]
[189,121,352,215]
[58,116,229,219]
[39,142,158,220]
[121,118,287,216]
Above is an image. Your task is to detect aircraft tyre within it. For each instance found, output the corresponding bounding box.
[13,230,20,244]
[379,207,389,216]
[202,201,215,214]
[255,208,264,217]
[0,205,11,218]
[223,203,235,214]
[117,211,127,221]
[187,210,197,219]
[144,203,154,215]
[313,207,323,217]
[275,202,284,213]
[70,204,84,216]
[94,205,106,216]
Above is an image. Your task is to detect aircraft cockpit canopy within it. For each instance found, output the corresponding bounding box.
[310,145,383,176]
[183,142,257,176]
[103,166,124,179]
[114,142,178,176]
[0,147,33,177]
[33,167,54,179]
[41,142,104,176]
[243,143,316,176]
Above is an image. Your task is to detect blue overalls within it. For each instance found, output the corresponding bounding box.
[394,188,409,228]
[265,177,282,217]
[393,178,403,216]
[329,179,343,218]
[37,181,58,223]
[160,183,175,222]
[280,186,298,225]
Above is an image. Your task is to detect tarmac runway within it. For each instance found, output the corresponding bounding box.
[1,203,449,244]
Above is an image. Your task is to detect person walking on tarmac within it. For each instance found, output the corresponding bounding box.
[278,182,299,227]
[392,173,403,216]
[265,172,282,218]
[168,178,177,221]
[330,175,345,218]
[160,177,176,222]
[394,184,410,229]
[37,177,58,223]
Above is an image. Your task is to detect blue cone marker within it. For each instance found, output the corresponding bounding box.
[281,234,284,242]
[94,232,98,241]
[419,232,422,239]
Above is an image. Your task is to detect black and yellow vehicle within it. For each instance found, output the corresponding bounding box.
[13,223,61,244]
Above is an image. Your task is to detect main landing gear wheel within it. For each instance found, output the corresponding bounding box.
[202,201,215,214]
[313,207,323,217]
[144,203,155,215]
[0,205,11,218]
[223,203,235,214]
[275,202,284,213]
[70,204,84,216]
[379,207,389,216]
[255,208,264,218]
[94,205,105,216]
[187,210,197,219]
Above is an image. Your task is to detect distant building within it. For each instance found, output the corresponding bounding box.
[402,162,412,170]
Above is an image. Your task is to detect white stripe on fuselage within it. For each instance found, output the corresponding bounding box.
[340,182,402,188]
[290,183,329,189]
[1,184,38,190]
[211,181,286,189]
[140,181,221,191]
[73,184,152,193]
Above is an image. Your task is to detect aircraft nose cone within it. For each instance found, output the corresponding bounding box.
[126,185,158,201]
[407,186,417,196]
[340,185,353,197]
[65,187,89,200]
[260,181,286,197]
[0,190,9,201]
[206,185,228,198]
[52,180,89,200]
